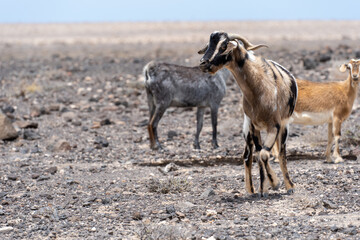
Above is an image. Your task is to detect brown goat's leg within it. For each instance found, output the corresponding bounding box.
[278,126,295,194]
[332,118,343,163]
[243,135,255,195]
[259,126,280,196]
[325,122,334,163]
[147,123,156,149]
[243,115,255,195]
[272,138,280,163]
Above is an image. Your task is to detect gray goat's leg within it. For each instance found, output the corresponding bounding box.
[194,107,205,149]
[210,107,219,148]
[148,106,167,150]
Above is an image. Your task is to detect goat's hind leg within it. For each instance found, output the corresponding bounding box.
[278,125,295,194]
[149,106,167,150]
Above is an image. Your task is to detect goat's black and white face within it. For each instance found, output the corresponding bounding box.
[198,32,235,74]
[340,59,360,81]
[198,31,268,74]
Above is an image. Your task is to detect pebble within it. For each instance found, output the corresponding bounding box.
[0,226,13,233]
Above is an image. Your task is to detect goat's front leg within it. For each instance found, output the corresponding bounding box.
[194,107,205,149]
[210,107,219,149]
[325,122,334,163]
[259,125,280,196]
[332,117,344,163]
[243,115,255,195]
[278,125,295,194]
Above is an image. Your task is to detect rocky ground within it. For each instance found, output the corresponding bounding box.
[0,22,359,239]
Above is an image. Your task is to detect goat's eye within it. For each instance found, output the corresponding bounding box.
[221,45,226,50]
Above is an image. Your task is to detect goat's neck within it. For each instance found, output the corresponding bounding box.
[227,54,262,103]
[346,75,359,100]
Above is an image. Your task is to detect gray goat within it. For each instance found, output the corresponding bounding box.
[144,61,230,150]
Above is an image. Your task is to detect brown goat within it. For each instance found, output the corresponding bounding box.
[198,32,298,196]
[273,59,360,163]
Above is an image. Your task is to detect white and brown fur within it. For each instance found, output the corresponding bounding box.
[199,32,298,196]
[272,59,360,163]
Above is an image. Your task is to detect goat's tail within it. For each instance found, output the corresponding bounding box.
[143,61,155,86]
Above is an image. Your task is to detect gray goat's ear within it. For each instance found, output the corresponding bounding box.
[198,44,208,54]
[339,63,349,72]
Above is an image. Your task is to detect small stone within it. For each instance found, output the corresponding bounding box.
[132,212,143,220]
[37,175,50,181]
[164,163,178,173]
[31,173,40,179]
[0,209,4,215]
[201,188,215,198]
[62,112,77,122]
[0,114,18,140]
[322,200,337,209]
[166,205,176,215]
[0,226,13,233]
[23,129,40,140]
[94,136,109,148]
[206,209,217,217]
[8,174,18,181]
[100,118,112,126]
[90,227,96,232]
[167,130,178,140]
[303,58,318,70]
[45,166,58,175]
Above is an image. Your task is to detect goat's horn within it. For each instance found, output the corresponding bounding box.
[228,34,268,51]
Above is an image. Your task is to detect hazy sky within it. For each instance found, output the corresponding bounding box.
[1,0,359,23]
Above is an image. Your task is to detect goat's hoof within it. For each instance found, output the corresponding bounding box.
[287,188,295,195]
[193,143,201,150]
[272,183,280,191]
[212,142,219,149]
[256,192,269,198]
[334,157,344,163]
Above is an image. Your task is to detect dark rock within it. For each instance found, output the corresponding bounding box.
[8,174,18,181]
[81,126,89,131]
[23,129,40,140]
[30,145,41,153]
[94,136,109,148]
[100,118,112,126]
[303,58,318,70]
[318,53,331,62]
[132,212,143,220]
[31,173,40,179]
[15,121,38,129]
[355,50,360,59]
[0,114,18,140]
[167,130,178,140]
[1,105,15,114]
[166,205,176,215]
[45,166,58,175]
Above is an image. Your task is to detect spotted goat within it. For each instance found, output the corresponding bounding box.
[198,32,298,196]
[144,61,230,150]
[273,59,360,163]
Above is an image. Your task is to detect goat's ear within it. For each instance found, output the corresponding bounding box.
[223,40,237,55]
[198,44,208,54]
[339,63,349,72]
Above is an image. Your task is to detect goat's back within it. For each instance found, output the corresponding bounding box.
[144,61,228,107]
